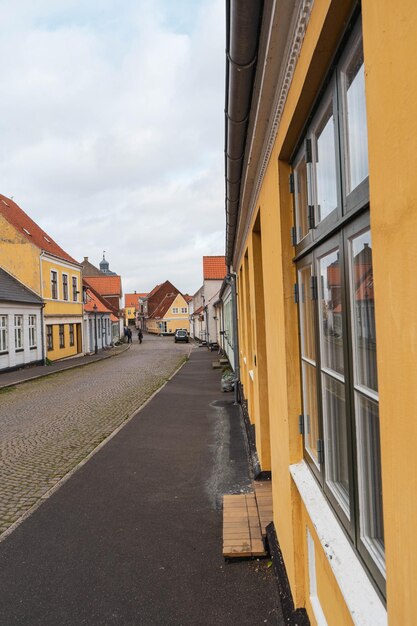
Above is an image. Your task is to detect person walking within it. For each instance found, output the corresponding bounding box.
[127,328,132,344]
[138,329,143,344]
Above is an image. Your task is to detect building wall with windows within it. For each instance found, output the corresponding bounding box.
[225,0,417,623]
[41,254,83,360]
[0,305,43,371]
[0,267,44,371]
[146,293,190,335]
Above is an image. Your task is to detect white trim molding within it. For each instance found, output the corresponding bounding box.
[290,461,387,626]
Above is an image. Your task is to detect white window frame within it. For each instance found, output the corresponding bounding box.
[0,315,8,352]
[72,276,78,302]
[47,325,53,351]
[51,270,58,299]
[28,315,37,348]
[62,273,69,301]
[14,314,23,350]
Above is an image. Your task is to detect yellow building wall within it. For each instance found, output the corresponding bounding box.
[146,295,189,335]
[0,215,41,293]
[46,323,82,361]
[41,258,82,308]
[125,306,135,325]
[41,257,83,360]
[362,1,417,621]
[232,0,396,620]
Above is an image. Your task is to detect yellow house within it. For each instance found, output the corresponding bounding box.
[225,1,417,624]
[146,288,190,336]
[0,195,83,360]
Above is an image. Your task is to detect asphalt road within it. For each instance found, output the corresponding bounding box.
[0,343,283,625]
[0,334,191,535]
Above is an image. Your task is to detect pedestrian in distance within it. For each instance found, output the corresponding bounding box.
[127,328,132,344]
[138,329,143,344]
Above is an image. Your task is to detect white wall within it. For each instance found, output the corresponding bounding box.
[0,304,43,371]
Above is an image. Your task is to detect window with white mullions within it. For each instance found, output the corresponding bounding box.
[0,315,8,352]
[14,315,23,350]
[62,274,69,301]
[51,271,58,299]
[28,315,37,348]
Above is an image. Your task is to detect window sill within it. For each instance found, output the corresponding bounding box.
[30,346,37,350]
[289,461,387,626]
[15,349,24,353]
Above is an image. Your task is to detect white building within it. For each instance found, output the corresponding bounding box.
[0,267,43,372]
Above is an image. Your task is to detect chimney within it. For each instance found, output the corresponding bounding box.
[84,256,88,262]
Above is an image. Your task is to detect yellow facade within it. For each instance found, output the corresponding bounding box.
[125,306,135,325]
[0,216,41,293]
[0,214,83,361]
[41,255,83,360]
[146,293,190,335]
[227,0,417,623]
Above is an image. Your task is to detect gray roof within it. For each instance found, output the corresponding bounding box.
[0,268,43,305]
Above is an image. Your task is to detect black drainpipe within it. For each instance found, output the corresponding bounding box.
[225,0,264,265]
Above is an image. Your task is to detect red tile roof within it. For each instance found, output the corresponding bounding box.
[148,293,179,319]
[85,275,122,297]
[84,288,112,314]
[203,256,226,280]
[146,283,162,299]
[125,292,147,307]
[83,279,119,316]
[0,194,79,265]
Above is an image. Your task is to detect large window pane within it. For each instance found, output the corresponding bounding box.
[343,45,368,192]
[319,249,344,375]
[302,361,319,465]
[355,393,385,574]
[299,266,315,361]
[294,155,309,241]
[314,104,338,222]
[322,374,350,517]
[350,230,378,392]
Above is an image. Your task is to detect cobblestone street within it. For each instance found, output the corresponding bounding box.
[0,334,192,535]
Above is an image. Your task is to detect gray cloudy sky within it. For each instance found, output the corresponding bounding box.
[0,0,225,295]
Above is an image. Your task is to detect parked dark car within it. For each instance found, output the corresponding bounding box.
[174,329,189,343]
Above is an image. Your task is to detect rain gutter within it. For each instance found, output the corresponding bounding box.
[225,0,264,266]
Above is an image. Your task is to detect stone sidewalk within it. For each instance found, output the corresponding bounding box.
[0,342,131,390]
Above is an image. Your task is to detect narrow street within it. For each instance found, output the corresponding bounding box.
[0,342,282,625]
[0,334,191,535]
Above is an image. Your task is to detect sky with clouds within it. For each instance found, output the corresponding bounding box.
[0,0,225,295]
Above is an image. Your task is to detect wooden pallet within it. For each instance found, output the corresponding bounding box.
[253,480,273,538]
[222,481,273,559]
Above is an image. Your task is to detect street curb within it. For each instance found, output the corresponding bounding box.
[0,348,192,546]
[0,344,131,391]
